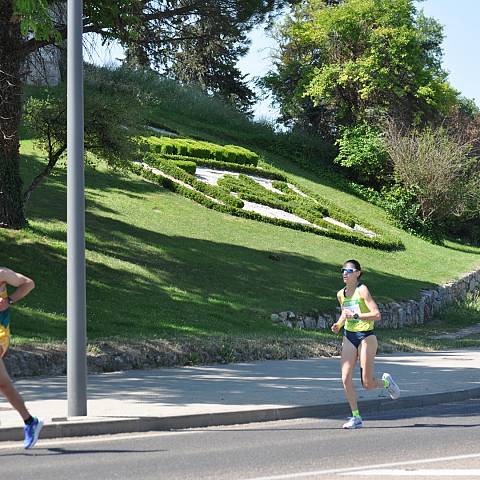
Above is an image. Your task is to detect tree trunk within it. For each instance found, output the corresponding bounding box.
[0,0,27,228]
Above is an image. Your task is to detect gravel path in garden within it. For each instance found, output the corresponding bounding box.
[241,200,327,229]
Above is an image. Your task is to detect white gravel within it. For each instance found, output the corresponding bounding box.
[147,125,178,137]
[242,200,327,230]
[323,216,354,231]
[286,183,309,198]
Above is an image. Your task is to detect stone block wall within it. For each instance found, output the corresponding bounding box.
[271,269,480,331]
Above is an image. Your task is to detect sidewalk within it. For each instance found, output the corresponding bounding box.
[1,349,479,442]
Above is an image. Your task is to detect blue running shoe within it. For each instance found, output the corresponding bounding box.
[23,417,43,449]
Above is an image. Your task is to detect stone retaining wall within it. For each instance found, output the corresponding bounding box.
[4,337,340,379]
[271,269,480,331]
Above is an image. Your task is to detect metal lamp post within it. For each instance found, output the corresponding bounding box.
[67,0,87,417]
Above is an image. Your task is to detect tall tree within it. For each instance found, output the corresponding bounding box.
[122,2,259,113]
[160,11,256,113]
[1,0,295,229]
[1,0,29,228]
[264,0,457,134]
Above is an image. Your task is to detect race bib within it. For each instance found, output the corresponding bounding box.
[342,300,361,319]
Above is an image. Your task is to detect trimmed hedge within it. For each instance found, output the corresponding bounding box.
[271,180,297,195]
[142,154,243,208]
[132,158,404,251]
[160,154,287,181]
[281,179,401,246]
[282,179,356,228]
[172,160,196,175]
[218,174,330,227]
[143,136,259,166]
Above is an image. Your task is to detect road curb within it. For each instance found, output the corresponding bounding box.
[1,386,480,443]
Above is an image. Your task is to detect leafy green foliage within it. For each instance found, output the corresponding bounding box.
[265,0,458,133]
[13,0,59,41]
[382,184,434,238]
[335,123,389,186]
[172,160,197,175]
[21,71,144,204]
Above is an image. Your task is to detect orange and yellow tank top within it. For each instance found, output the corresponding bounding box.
[338,285,374,332]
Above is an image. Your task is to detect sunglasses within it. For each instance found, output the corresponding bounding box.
[341,268,357,274]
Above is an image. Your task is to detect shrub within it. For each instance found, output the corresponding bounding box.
[144,136,259,166]
[382,184,435,238]
[335,123,389,187]
[172,160,196,175]
[384,123,480,237]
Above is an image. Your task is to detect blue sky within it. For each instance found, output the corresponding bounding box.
[419,0,479,105]
[89,0,480,121]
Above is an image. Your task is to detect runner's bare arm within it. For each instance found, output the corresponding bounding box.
[358,284,381,321]
[0,268,35,304]
[337,292,349,323]
[331,292,347,333]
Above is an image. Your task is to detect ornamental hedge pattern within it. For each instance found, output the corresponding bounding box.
[133,135,404,251]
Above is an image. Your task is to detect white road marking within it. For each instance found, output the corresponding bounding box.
[0,429,198,451]
[243,453,480,480]
[342,469,480,476]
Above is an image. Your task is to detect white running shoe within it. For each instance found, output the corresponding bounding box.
[382,372,401,399]
[342,416,363,429]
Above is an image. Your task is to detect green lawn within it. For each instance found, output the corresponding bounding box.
[6,135,479,348]
[7,73,480,351]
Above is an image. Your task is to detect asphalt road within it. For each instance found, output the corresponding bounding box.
[2,398,480,480]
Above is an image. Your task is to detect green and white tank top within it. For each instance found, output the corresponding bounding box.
[338,284,374,332]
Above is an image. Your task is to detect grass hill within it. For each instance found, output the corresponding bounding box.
[6,66,480,357]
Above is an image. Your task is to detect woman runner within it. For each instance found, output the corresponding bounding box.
[331,259,400,429]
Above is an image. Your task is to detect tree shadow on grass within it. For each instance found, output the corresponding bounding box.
[9,156,435,342]
[440,242,480,255]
